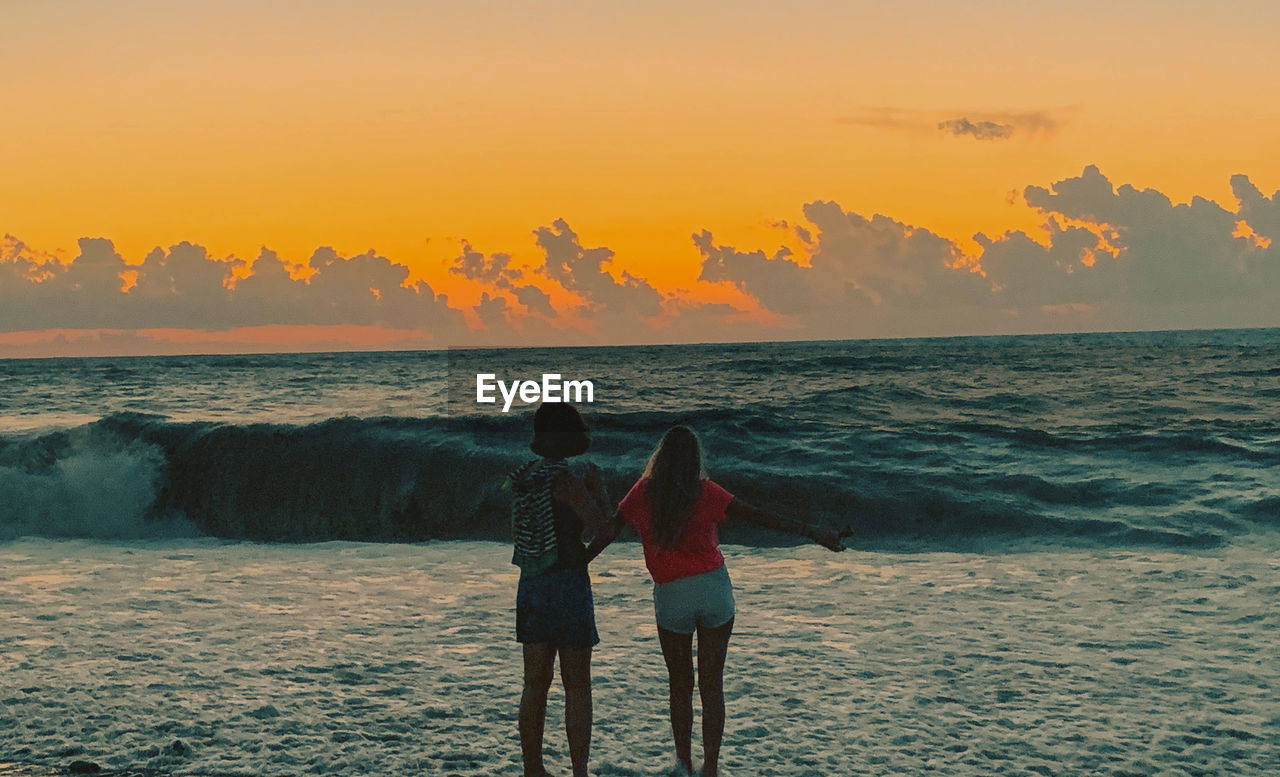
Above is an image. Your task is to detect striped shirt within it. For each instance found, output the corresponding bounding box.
[508,458,568,576]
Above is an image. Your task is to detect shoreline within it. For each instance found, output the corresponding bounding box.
[3,541,1277,775]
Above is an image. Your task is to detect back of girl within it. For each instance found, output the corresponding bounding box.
[508,402,609,777]
[588,425,845,777]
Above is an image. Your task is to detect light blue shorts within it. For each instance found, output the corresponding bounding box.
[653,564,735,634]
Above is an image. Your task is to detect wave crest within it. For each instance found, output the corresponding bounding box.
[0,412,1260,549]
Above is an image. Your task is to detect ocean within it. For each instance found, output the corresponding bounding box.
[2,329,1277,548]
[2,330,1278,776]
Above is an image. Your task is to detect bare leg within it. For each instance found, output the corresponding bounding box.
[658,627,696,774]
[696,617,734,777]
[559,648,593,777]
[519,643,557,777]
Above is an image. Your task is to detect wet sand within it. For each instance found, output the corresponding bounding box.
[2,538,1277,775]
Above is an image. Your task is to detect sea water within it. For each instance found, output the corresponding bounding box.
[2,330,1278,775]
[2,329,1277,548]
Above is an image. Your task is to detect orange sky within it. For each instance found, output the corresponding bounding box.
[3,0,1279,350]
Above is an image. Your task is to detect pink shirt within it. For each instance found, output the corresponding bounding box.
[618,477,735,584]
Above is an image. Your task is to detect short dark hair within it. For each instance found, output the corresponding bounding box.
[530,402,590,459]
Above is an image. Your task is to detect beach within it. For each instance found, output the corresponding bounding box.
[6,1,1280,772]
[3,538,1277,776]
[2,334,1277,774]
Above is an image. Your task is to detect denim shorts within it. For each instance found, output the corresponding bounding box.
[653,564,736,634]
[516,566,600,650]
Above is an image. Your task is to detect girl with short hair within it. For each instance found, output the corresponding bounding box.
[508,402,610,777]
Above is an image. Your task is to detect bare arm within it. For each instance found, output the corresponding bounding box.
[554,464,622,561]
[553,465,608,532]
[584,509,626,563]
[726,498,849,551]
[581,464,610,520]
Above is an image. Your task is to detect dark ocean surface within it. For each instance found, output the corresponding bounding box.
[2,329,1277,549]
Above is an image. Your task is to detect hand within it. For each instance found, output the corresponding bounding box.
[813,526,851,552]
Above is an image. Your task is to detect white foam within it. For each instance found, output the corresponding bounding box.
[0,437,194,540]
[0,540,1276,775]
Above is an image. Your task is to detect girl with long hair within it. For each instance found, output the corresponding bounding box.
[587,426,846,777]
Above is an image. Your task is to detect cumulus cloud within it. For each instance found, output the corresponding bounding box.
[2,234,63,282]
[1231,174,1280,243]
[800,202,985,308]
[695,238,811,314]
[971,166,1280,330]
[533,219,664,317]
[445,220,667,328]
[693,168,1279,336]
[2,238,131,329]
[448,242,522,287]
[0,239,461,333]
[4,168,1279,352]
[697,203,988,332]
[474,291,511,330]
[446,239,559,321]
[1018,165,1275,304]
[975,218,1118,310]
[512,285,555,317]
[0,217,681,353]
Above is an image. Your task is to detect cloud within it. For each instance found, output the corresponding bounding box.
[446,239,561,321]
[695,203,993,336]
[693,168,1280,337]
[800,202,985,308]
[533,219,664,317]
[0,217,682,350]
[938,117,1013,141]
[0,239,462,333]
[969,166,1280,330]
[474,292,511,330]
[448,241,522,287]
[2,234,63,282]
[445,220,667,330]
[512,285,555,317]
[4,167,1279,353]
[1231,174,1280,244]
[1016,165,1276,304]
[695,237,810,314]
[840,107,1068,140]
[2,238,131,328]
[975,219,1118,309]
[697,203,985,312]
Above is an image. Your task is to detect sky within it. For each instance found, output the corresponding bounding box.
[3,0,1279,356]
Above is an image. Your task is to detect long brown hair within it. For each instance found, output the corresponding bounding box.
[644,426,707,547]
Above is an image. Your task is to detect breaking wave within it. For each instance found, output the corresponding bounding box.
[2,409,1271,549]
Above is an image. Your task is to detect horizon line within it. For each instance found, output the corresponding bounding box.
[2,324,1276,363]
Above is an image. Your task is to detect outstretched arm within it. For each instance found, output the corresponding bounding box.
[726,498,849,551]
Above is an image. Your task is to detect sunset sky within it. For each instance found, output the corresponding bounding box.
[3,0,1278,356]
